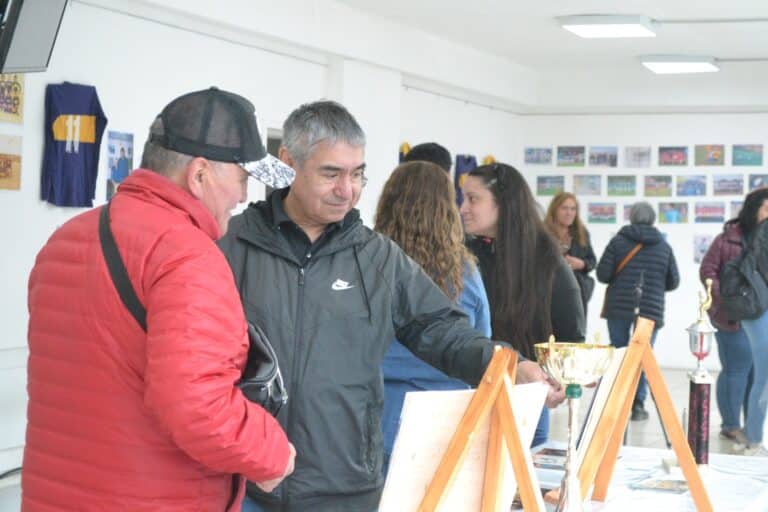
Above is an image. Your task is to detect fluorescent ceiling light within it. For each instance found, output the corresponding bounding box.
[640,55,720,74]
[558,15,656,38]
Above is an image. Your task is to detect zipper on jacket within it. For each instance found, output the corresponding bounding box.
[282,266,306,509]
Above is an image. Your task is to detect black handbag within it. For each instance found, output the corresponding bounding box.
[98,202,287,417]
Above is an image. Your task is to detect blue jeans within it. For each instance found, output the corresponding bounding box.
[606,318,659,404]
[532,406,550,447]
[741,309,768,444]
[715,329,753,431]
[241,495,264,512]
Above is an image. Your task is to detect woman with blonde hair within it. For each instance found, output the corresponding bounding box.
[545,192,596,316]
[375,161,491,474]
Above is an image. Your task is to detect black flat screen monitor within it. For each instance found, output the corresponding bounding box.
[0,0,68,73]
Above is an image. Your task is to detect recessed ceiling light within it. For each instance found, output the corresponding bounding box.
[558,15,657,38]
[640,55,720,74]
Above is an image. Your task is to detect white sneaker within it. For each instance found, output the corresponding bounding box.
[744,444,768,457]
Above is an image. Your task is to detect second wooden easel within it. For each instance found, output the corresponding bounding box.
[576,317,714,511]
[418,346,545,512]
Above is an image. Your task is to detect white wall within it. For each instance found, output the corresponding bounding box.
[521,113,768,369]
[0,1,328,472]
[400,86,523,172]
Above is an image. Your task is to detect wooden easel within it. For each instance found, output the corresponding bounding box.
[418,346,545,512]
[576,317,713,511]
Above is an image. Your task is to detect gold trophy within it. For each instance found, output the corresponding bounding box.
[535,337,615,512]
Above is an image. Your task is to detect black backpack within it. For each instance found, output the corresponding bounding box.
[719,238,768,321]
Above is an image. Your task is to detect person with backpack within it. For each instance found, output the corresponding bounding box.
[596,202,679,421]
[700,216,754,449]
[721,188,768,455]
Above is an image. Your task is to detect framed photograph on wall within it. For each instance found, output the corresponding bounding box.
[644,175,673,196]
[607,175,636,196]
[676,175,706,196]
[537,175,564,196]
[748,174,768,191]
[659,202,689,223]
[659,146,688,166]
[557,146,585,167]
[525,147,553,165]
[573,174,601,195]
[694,144,724,166]
[588,146,618,167]
[713,174,744,196]
[733,144,763,166]
[588,202,616,223]
[625,146,651,168]
[694,202,725,223]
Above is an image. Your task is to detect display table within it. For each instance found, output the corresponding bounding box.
[534,444,768,512]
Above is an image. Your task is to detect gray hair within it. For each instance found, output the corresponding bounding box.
[282,100,365,164]
[140,118,194,176]
[630,201,656,225]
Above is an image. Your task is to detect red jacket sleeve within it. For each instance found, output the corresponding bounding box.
[141,226,290,482]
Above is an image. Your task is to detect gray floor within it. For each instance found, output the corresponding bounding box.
[549,368,742,455]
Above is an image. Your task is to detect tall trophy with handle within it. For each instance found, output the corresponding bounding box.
[686,278,716,465]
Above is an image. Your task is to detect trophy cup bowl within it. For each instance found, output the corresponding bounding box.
[534,341,615,512]
[535,342,615,387]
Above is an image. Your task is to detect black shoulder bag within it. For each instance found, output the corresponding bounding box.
[98,202,287,417]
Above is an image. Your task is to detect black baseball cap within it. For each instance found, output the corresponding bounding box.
[149,87,294,189]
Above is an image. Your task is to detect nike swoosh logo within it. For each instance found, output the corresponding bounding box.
[331,279,355,291]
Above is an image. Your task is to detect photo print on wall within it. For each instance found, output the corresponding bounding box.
[694,202,725,223]
[748,174,768,191]
[676,175,707,197]
[106,131,134,200]
[644,175,673,197]
[659,202,689,223]
[659,146,688,166]
[573,174,601,195]
[537,175,564,196]
[733,144,763,166]
[693,235,714,264]
[623,203,634,222]
[525,147,553,165]
[588,202,616,223]
[694,144,725,166]
[713,174,744,196]
[557,146,585,167]
[607,175,636,196]
[589,146,618,167]
[625,146,651,168]
[731,201,744,218]
[0,73,23,123]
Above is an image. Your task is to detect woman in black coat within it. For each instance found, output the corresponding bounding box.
[597,201,679,421]
[545,192,596,317]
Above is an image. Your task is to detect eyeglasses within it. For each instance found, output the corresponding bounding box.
[317,169,368,188]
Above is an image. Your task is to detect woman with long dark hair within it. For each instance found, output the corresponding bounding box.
[726,187,768,455]
[460,163,584,445]
[699,193,759,449]
[375,161,492,473]
[545,192,597,317]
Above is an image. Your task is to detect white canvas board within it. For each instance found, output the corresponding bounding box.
[379,382,548,512]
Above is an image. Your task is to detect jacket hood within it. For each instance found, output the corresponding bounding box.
[723,220,743,244]
[618,224,664,245]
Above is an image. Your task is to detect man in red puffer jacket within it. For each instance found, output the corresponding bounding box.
[23,88,296,511]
